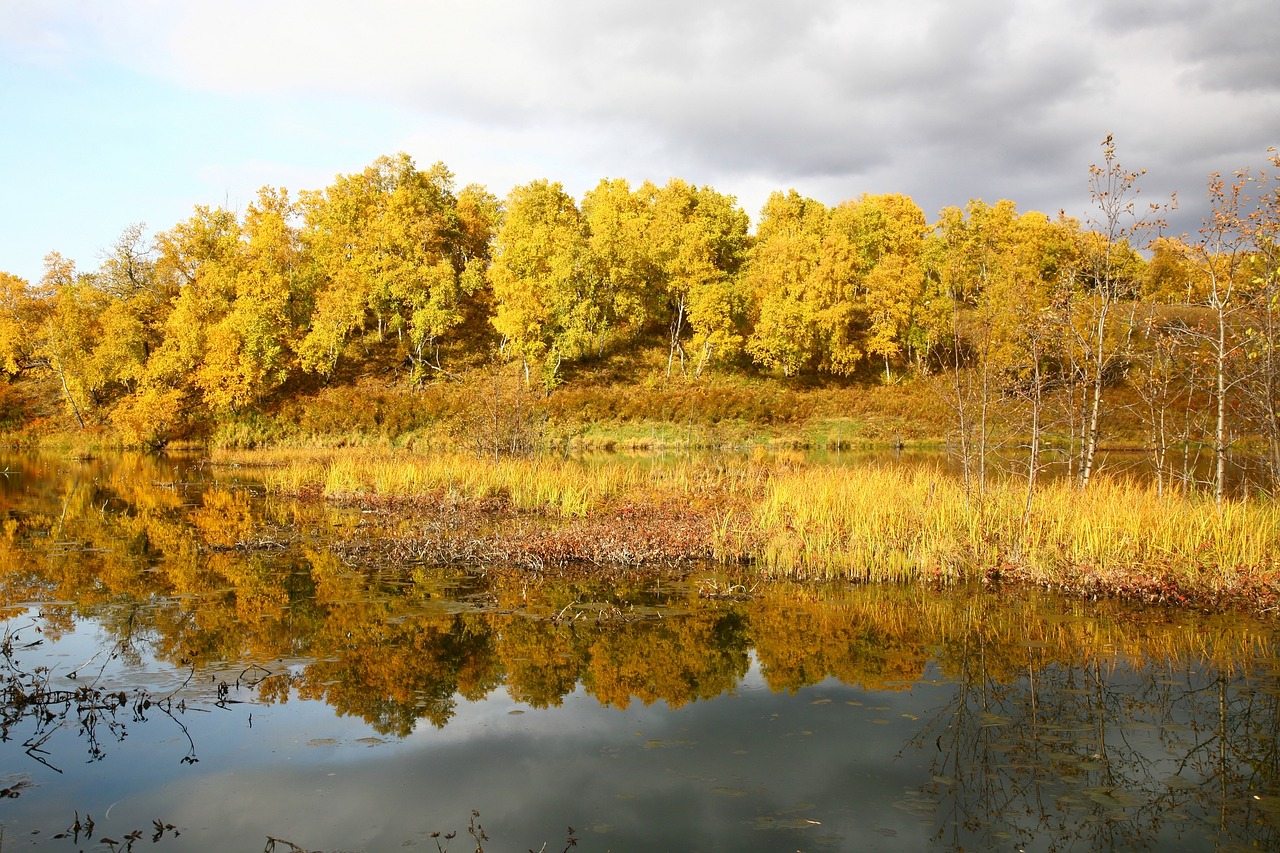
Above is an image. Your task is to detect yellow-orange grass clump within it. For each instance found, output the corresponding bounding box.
[746,467,1280,586]
[238,448,760,518]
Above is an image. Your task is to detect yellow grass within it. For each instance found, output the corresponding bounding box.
[750,467,1280,584]
[222,447,1280,593]
[223,447,753,517]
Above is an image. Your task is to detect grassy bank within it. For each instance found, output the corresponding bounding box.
[226,448,1280,614]
[749,468,1280,595]
[1,362,961,454]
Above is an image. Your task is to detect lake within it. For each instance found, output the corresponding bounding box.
[1,452,1277,851]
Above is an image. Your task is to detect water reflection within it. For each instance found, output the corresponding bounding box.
[0,453,1278,850]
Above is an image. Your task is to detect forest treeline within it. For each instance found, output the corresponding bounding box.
[1,141,1278,496]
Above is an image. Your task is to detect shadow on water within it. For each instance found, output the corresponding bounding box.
[0,452,1277,850]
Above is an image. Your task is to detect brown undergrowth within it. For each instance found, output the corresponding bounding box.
[324,490,757,575]
[997,563,1280,616]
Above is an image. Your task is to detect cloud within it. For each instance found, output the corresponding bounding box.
[4,0,1279,254]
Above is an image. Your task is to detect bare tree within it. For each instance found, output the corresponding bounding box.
[1180,171,1255,503]
[1069,135,1172,488]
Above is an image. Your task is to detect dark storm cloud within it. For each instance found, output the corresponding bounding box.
[522,0,1099,203]
[24,0,1280,229]
[458,0,1178,217]
[1086,0,1280,94]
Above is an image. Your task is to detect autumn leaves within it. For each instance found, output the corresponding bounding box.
[2,145,1279,475]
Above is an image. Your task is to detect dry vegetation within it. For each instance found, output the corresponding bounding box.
[218,447,1280,615]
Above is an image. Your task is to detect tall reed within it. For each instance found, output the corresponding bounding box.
[231,446,1280,591]
[749,468,1280,583]
[242,448,713,517]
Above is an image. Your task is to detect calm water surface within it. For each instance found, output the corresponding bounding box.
[1,453,1278,851]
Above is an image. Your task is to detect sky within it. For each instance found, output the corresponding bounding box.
[1,0,1278,285]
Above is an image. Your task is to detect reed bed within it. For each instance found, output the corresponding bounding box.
[227,446,1280,608]
[749,467,994,581]
[749,467,1280,590]
[231,447,762,518]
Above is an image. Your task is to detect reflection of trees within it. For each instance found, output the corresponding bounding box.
[750,586,933,692]
[489,586,750,710]
[579,609,748,709]
[296,610,500,735]
[915,600,1280,850]
[3,454,1280,846]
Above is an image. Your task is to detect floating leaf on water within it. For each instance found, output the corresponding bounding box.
[712,786,751,798]
[810,698,831,705]
[1163,774,1197,790]
[1083,787,1140,809]
[306,738,338,747]
[931,775,956,786]
[507,709,525,715]
[980,712,1011,727]
[1056,794,1087,811]
[1251,795,1280,819]
[765,817,821,829]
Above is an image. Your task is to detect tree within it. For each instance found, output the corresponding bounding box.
[834,193,929,380]
[581,178,659,354]
[1181,169,1265,502]
[746,191,929,380]
[990,211,1076,517]
[33,252,108,429]
[928,200,1016,495]
[1069,135,1168,488]
[84,224,169,399]
[744,191,827,376]
[147,205,242,415]
[299,154,476,381]
[196,187,303,412]
[1242,150,1280,492]
[648,179,750,376]
[0,271,42,377]
[489,179,594,386]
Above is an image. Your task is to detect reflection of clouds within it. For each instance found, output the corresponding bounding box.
[37,675,950,851]
[6,604,1276,851]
